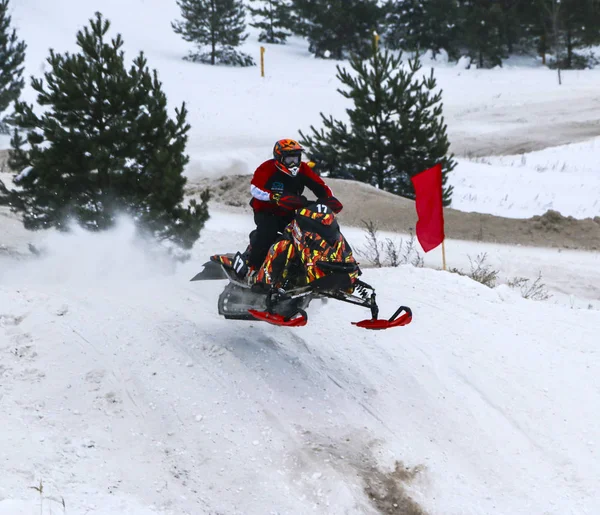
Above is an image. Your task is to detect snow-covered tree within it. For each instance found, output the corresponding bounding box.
[299,41,455,205]
[249,0,293,44]
[172,0,255,66]
[0,0,26,133]
[0,13,210,249]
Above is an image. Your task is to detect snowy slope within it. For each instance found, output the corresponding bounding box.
[1,221,599,515]
[452,138,600,219]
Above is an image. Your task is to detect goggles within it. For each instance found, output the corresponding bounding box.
[283,154,301,168]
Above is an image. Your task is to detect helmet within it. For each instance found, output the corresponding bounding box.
[273,139,303,177]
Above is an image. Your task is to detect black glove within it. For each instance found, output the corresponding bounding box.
[318,196,343,214]
[270,193,307,211]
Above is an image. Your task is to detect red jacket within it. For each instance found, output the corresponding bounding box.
[250,159,333,215]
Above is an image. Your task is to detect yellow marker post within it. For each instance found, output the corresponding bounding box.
[260,46,265,77]
[373,32,380,50]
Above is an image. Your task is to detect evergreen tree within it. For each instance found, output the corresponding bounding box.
[249,0,293,44]
[0,0,26,134]
[299,41,455,205]
[292,0,382,59]
[0,13,210,249]
[457,0,506,68]
[497,0,525,54]
[508,1,556,64]
[555,0,600,68]
[172,0,255,66]
[383,0,458,59]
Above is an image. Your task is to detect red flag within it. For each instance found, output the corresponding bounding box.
[411,164,445,252]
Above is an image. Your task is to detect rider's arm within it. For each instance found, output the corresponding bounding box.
[300,163,344,213]
[300,162,333,198]
[250,184,271,201]
[250,161,277,201]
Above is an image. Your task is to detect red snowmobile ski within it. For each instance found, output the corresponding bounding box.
[191,201,412,330]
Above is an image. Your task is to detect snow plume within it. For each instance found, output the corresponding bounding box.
[0,215,179,287]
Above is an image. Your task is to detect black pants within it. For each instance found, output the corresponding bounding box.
[247,211,293,268]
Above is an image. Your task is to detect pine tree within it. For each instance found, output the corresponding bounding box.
[497,0,525,55]
[554,0,600,68]
[249,0,293,44]
[172,0,255,66]
[457,0,506,68]
[299,41,455,205]
[0,12,210,249]
[292,0,382,59]
[383,0,458,59]
[0,0,26,134]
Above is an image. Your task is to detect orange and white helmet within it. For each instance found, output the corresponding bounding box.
[273,139,303,177]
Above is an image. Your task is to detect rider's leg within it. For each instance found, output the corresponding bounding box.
[247,212,290,269]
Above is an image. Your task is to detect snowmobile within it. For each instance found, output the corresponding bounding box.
[191,200,412,330]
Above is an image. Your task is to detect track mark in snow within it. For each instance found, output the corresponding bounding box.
[129,311,432,512]
[321,369,398,439]
[287,331,404,443]
[362,461,428,515]
[85,369,106,390]
[1,313,40,389]
[454,368,545,454]
[298,429,428,515]
[16,368,46,382]
[0,313,26,326]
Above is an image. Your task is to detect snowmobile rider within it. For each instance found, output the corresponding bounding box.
[235,139,342,279]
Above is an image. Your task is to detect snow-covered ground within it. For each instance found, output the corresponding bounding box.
[2,1,600,514]
[1,219,599,515]
[452,138,600,218]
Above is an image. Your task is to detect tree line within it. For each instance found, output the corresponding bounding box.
[174,0,600,69]
[384,0,600,69]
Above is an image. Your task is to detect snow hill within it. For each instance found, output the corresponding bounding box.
[1,217,599,515]
[1,1,600,514]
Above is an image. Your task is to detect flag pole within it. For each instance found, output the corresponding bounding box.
[441,180,446,270]
[441,167,446,271]
[441,240,447,271]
